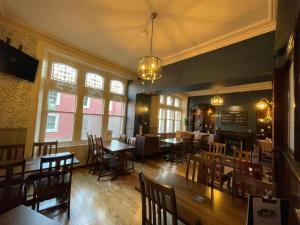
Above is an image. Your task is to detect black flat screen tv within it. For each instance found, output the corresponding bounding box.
[0,40,39,82]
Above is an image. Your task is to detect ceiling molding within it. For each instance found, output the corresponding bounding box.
[185,81,272,97]
[163,20,276,65]
[0,16,137,80]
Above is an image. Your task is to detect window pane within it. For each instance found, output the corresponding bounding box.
[109,100,124,116]
[81,115,102,140]
[166,120,174,132]
[175,111,181,120]
[174,98,180,107]
[48,91,76,113]
[85,72,104,90]
[159,108,166,119]
[174,121,181,131]
[160,95,165,104]
[166,109,174,119]
[158,119,165,133]
[45,112,74,142]
[51,63,77,84]
[108,116,123,138]
[83,97,104,114]
[166,96,173,106]
[110,80,124,95]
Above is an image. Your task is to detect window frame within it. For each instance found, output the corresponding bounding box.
[110,80,125,95]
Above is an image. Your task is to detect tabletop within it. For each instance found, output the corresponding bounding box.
[162,138,183,145]
[0,152,79,173]
[154,173,247,225]
[0,205,61,225]
[103,140,135,153]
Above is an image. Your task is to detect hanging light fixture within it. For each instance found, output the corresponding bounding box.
[211,89,224,106]
[256,98,273,110]
[137,12,162,82]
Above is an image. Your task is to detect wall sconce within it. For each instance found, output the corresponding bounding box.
[137,106,149,113]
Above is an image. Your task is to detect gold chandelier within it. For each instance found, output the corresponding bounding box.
[137,12,162,82]
[211,89,224,106]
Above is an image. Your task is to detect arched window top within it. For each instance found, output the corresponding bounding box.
[51,63,77,84]
[110,80,125,95]
[85,72,104,90]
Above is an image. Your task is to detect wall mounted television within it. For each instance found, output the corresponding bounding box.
[0,40,39,82]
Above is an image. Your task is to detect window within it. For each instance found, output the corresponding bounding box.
[110,80,125,95]
[45,91,76,142]
[85,72,104,90]
[174,98,180,107]
[160,95,165,104]
[46,113,59,132]
[51,63,77,84]
[158,108,166,133]
[83,96,91,108]
[166,109,175,132]
[108,100,125,138]
[48,92,60,106]
[81,97,104,140]
[166,96,173,106]
[174,111,181,131]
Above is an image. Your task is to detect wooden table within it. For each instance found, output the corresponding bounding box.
[154,172,247,225]
[103,140,135,178]
[0,205,61,225]
[0,152,80,174]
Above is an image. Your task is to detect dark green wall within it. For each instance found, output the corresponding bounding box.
[188,90,272,133]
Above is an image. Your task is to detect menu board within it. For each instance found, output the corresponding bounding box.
[221,111,249,126]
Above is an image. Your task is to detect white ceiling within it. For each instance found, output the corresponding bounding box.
[0,0,276,73]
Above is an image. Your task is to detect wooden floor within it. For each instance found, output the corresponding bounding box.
[38,157,271,225]
[41,158,187,225]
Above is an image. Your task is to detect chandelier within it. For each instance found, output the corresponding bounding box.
[137,12,162,82]
[256,98,273,110]
[211,89,224,106]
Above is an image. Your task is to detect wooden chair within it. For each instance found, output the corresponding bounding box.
[125,137,135,171]
[210,142,226,155]
[233,149,251,162]
[233,173,273,197]
[0,159,26,214]
[94,137,118,181]
[33,153,74,218]
[32,141,58,157]
[181,137,194,154]
[119,134,127,143]
[202,152,231,191]
[87,134,96,173]
[186,155,215,188]
[233,159,263,180]
[0,144,25,161]
[139,172,179,225]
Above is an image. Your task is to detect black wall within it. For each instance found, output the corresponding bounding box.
[188,90,272,133]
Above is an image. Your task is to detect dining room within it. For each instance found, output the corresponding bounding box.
[0,1,299,225]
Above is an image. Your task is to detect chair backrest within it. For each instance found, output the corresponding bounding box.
[0,144,25,161]
[233,159,263,180]
[139,172,178,225]
[202,152,224,185]
[128,137,136,146]
[233,149,251,162]
[186,155,215,187]
[0,159,25,213]
[87,133,95,153]
[32,141,58,157]
[119,134,127,143]
[210,142,226,155]
[38,153,74,188]
[95,137,105,160]
[181,137,194,153]
[233,173,273,197]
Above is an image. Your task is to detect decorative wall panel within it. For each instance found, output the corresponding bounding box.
[0,19,37,128]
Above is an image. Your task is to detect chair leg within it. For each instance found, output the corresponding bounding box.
[67,194,71,219]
